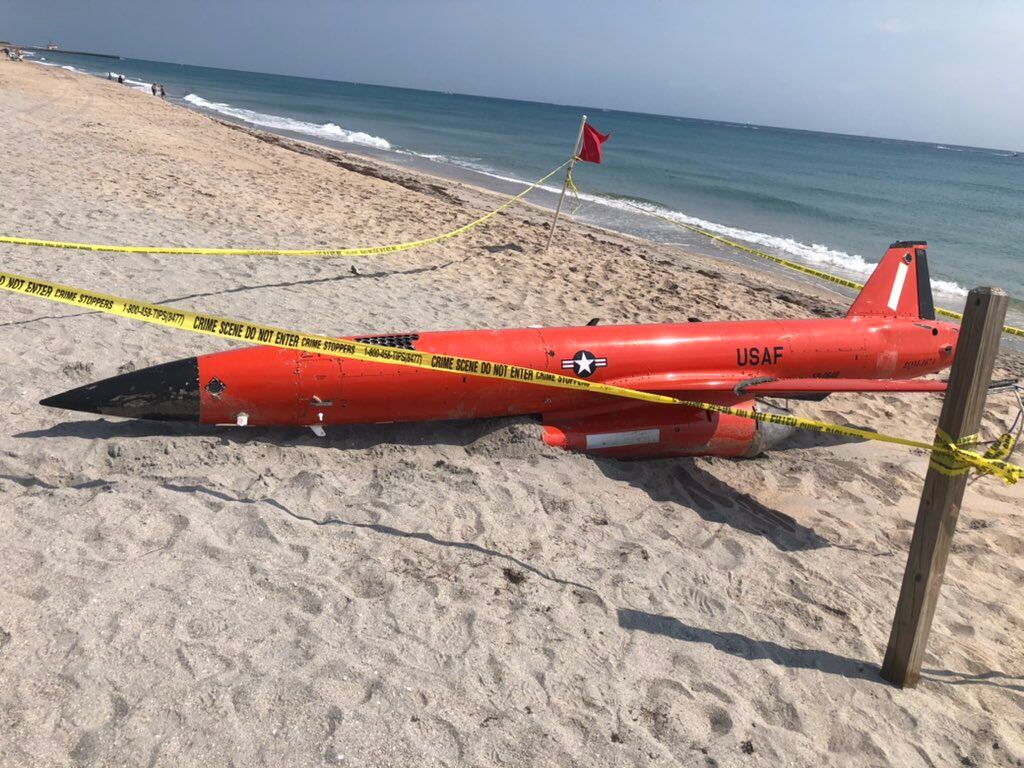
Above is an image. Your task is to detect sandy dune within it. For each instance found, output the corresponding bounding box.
[0,62,1022,767]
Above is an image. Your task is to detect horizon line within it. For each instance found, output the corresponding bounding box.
[15,41,1024,155]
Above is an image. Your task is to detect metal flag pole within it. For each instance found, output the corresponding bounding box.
[544,114,587,252]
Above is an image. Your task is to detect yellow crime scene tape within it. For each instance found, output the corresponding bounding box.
[624,203,1024,340]
[1,270,1020,484]
[0,162,567,257]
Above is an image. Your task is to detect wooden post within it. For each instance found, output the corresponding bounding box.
[544,114,588,252]
[881,286,1009,688]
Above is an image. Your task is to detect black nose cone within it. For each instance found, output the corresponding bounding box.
[40,357,200,421]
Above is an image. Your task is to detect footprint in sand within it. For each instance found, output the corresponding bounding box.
[692,681,735,706]
[402,714,465,763]
[948,621,976,638]
[701,536,746,570]
[707,704,734,736]
[345,560,394,600]
[752,683,802,733]
[636,678,717,753]
[182,612,231,641]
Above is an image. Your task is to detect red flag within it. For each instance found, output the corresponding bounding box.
[577,122,610,164]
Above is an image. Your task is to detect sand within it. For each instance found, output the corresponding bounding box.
[1,62,1022,767]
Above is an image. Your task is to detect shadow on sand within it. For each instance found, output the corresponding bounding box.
[15,415,517,451]
[617,608,1024,691]
[917,668,1024,692]
[618,607,882,681]
[774,427,865,451]
[593,456,829,552]
[20,415,854,471]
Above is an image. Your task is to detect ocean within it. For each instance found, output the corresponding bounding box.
[26,50,1024,324]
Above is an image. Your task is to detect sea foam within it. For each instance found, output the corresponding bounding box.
[600,196,968,298]
[183,93,392,150]
[107,72,153,93]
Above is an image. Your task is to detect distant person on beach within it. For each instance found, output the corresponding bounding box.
[159,84,166,98]
[117,74,124,84]
[151,83,157,96]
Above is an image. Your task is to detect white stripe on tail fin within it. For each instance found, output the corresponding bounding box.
[847,241,935,319]
[886,261,910,311]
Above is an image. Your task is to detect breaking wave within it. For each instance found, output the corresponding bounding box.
[604,196,968,298]
[936,143,1017,158]
[107,72,152,92]
[183,93,392,150]
[31,60,80,73]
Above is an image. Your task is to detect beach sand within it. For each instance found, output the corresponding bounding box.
[1,62,1022,767]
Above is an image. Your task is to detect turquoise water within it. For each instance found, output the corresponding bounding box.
[27,51,1024,316]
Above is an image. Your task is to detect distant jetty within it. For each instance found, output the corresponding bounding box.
[16,44,121,60]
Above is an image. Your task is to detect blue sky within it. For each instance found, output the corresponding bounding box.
[6,0,1023,149]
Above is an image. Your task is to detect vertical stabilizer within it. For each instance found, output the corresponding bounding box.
[847,241,934,319]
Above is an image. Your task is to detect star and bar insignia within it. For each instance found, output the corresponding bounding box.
[561,350,608,378]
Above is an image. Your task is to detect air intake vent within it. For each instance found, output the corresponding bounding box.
[354,333,420,350]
